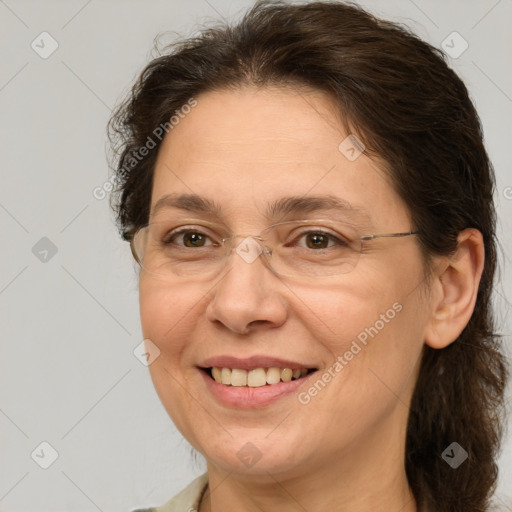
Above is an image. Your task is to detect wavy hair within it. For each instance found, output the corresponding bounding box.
[108,2,509,510]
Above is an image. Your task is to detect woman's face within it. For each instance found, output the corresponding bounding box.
[139,86,431,479]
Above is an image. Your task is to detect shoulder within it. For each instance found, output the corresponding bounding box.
[131,473,209,512]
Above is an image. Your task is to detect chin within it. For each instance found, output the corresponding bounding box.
[195,432,313,477]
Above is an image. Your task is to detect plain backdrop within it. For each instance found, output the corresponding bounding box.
[1,0,511,510]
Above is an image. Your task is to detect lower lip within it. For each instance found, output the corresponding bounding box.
[199,369,314,408]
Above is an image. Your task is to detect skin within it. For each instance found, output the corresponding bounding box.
[138,86,485,512]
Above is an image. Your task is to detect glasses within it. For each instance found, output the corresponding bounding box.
[130,218,419,281]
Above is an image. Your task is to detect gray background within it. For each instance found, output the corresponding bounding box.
[0,0,511,510]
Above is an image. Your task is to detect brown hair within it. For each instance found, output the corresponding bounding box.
[108,1,509,510]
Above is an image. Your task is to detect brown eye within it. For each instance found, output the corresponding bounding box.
[182,232,207,247]
[164,229,214,248]
[305,232,330,249]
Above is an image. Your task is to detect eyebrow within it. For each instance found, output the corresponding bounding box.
[151,193,372,224]
[152,193,221,217]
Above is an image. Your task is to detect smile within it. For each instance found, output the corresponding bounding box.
[199,367,317,408]
[208,367,315,387]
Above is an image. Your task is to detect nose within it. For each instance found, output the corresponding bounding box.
[205,238,288,335]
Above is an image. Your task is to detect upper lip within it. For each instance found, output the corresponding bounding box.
[199,355,317,371]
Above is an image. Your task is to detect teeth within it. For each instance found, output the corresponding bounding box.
[281,368,293,382]
[248,368,267,387]
[231,368,247,387]
[211,367,222,382]
[210,366,311,386]
[221,367,231,385]
[266,367,281,385]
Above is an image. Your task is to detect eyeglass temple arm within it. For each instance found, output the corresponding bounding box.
[360,231,419,241]
[221,232,418,243]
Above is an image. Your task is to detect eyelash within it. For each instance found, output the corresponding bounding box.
[289,231,349,249]
[163,227,349,248]
[163,228,218,247]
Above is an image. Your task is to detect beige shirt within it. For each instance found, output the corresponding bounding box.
[133,473,209,512]
[132,475,511,511]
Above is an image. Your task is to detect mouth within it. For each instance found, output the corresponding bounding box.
[197,355,319,407]
[201,366,317,387]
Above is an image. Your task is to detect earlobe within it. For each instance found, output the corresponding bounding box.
[424,228,485,350]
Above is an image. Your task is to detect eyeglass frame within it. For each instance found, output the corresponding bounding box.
[129,217,420,279]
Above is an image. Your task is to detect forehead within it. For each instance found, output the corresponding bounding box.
[157,86,347,169]
[150,86,410,229]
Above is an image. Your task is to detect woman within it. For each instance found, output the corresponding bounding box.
[108,1,509,511]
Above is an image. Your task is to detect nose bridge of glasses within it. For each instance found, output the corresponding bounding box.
[225,233,271,259]
[223,233,264,242]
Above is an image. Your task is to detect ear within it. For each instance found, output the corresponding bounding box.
[424,228,485,349]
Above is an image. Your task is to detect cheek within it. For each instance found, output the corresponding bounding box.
[286,272,408,355]
[292,266,426,387]
[300,283,424,426]
[138,280,203,434]
[139,279,203,359]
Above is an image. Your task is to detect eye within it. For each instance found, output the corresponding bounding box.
[291,230,349,250]
[164,228,216,248]
[303,232,331,249]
